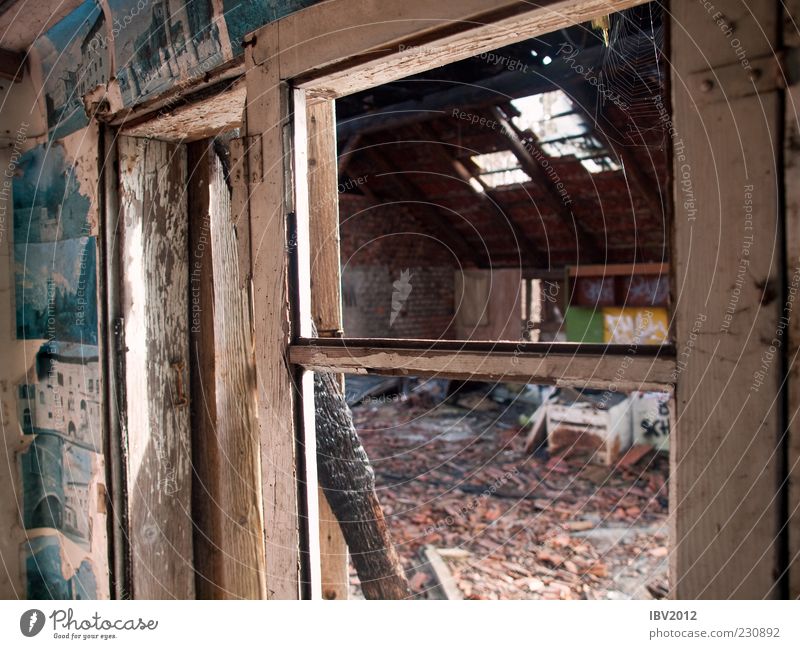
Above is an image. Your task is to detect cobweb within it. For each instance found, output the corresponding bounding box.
[594,3,667,148]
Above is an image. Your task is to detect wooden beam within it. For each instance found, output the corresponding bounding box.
[244,24,301,599]
[305,98,349,599]
[118,136,194,599]
[671,0,783,599]
[187,141,221,598]
[412,122,544,266]
[120,79,246,143]
[489,105,600,261]
[289,339,675,391]
[266,0,650,97]
[784,0,800,599]
[187,140,266,599]
[0,47,24,81]
[568,263,668,277]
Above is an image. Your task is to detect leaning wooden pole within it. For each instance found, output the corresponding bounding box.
[313,370,411,599]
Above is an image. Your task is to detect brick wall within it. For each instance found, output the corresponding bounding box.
[338,194,457,339]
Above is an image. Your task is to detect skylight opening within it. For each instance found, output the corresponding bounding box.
[470,151,532,188]
[510,90,621,173]
[581,156,622,173]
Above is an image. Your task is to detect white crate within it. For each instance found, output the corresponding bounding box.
[546,397,633,466]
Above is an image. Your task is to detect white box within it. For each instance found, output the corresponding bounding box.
[546,396,633,466]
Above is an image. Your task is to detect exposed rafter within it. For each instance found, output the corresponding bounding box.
[412,123,543,266]
[489,105,601,262]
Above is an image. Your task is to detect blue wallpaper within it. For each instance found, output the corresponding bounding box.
[32,0,322,138]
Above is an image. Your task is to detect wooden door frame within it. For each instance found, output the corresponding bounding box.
[242,0,787,600]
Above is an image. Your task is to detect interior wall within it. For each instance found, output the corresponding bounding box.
[339,193,457,339]
[0,70,108,598]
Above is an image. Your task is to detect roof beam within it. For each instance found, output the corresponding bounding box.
[489,105,601,262]
[412,123,543,266]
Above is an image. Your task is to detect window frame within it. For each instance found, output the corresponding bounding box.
[243,0,678,600]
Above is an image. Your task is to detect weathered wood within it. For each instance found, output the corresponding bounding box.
[269,0,649,97]
[306,99,349,599]
[671,0,782,598]
[228,137,252,292]
[423,546,463,600]
[208,142,267,598]
[244,26,301,599]
[784,0,800,597]
[118,136,194,599]
[314,370,410,600]
[187,141,220,598]
[290,340,675,391]
[187,141,266,599]
[121,80,246,143]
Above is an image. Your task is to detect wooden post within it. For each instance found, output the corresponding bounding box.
[783,0,800,600]
[671,1,783,598]
[305,99,349,599]
[118,136,194,599]
[187,140,266,599]
[244,26,302,599]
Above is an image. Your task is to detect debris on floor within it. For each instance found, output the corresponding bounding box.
[349,387,669,600]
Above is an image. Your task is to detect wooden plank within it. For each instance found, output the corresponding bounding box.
[785,3,800,595]
[671,0,782,599]
[207,143,267,598]
[305,98,349,599]
[187,141,220,598]
[186,141,266,599]
[244,24,301,599]
[568,263,668,277]
[289,341,675,391]
[228,137,252,291]
[423,546,463,600]
[266,0,648,97]
[101,126,129,600]
[120,79,246,143]
[118,136,194,599]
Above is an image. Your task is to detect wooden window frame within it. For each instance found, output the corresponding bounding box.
[243,0,674,600]
[243,0,787,600]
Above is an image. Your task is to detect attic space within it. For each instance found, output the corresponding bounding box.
[333,3,670,343]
